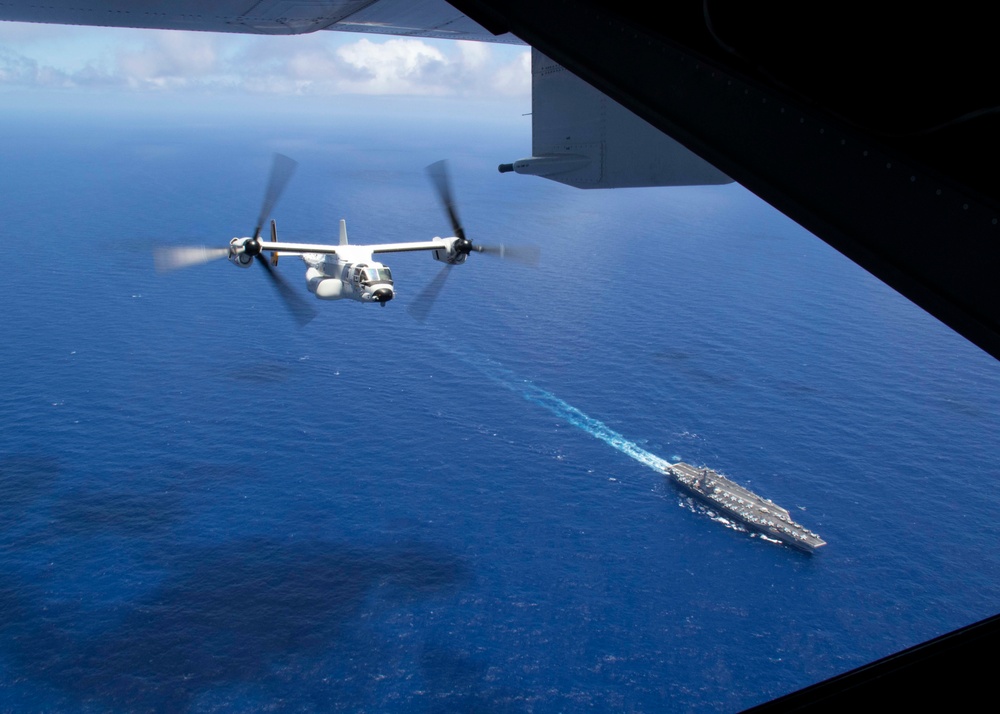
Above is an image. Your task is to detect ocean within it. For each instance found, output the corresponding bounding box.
[2,105,999,712]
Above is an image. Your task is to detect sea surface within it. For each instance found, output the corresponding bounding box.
[2,107,999,712]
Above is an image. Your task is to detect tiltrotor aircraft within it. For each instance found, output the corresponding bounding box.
[155,155,538,324]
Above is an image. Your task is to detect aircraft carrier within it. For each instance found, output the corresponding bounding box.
[663,461,826,552]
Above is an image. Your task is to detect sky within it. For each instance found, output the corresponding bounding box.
[0,20,531,119]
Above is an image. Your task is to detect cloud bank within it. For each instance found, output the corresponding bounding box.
[0,24,530,98]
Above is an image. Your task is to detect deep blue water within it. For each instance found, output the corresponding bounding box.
[2,109,999,712]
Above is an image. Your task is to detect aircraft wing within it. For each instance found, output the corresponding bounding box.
[370,240,453,254]
[499,49,731,189]
[0,0,519,41]
[263,240,448,255]
[0,0,729,193]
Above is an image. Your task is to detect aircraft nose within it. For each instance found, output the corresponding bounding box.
[373,288,393,304]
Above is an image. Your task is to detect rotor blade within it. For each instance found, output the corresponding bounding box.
[253,153,298,240]
[257,257,317,326]
[426,160,465,241]
[407,265,452,323]
[154,246,229,272]
[476,244,541,267]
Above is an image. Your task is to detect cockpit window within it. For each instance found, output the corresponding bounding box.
[367,267,393,283]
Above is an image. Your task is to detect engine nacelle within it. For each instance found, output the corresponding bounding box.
[433,238,468,265]
[228,237,255,268]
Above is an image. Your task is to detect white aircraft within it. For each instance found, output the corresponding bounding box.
[155,155,538,324]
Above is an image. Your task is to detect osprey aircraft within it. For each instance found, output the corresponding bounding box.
[155,155,538,324]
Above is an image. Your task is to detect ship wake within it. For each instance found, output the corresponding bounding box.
[440,343,677,477]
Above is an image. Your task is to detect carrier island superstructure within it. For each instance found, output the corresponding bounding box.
[663,461,826,552]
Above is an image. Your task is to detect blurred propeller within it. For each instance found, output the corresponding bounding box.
[257,253,317,326]
[426,160,540,265]
[153,153,315,326]
[253,153,297,241]
[412,160,540,322]
[154,245,228,272]
[407,265,452,323]
[427,159,466,241]
[250,155,314,325]
[475,243,541,266]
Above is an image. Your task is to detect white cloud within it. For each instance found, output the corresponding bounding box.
[335,38,448,95]
[0,22,530,100]
[116,31,222,89]
[490,49,531,97]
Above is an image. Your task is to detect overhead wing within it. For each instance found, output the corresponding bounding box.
[0,0,520,41]
[499,49,731,188]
